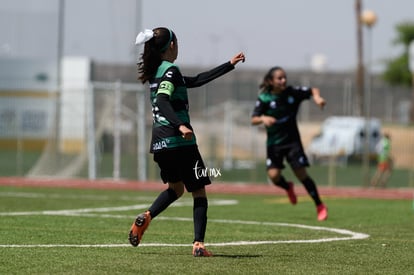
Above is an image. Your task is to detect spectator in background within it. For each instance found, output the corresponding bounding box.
[371,133,392,188]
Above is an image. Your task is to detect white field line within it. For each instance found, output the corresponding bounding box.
[0,199,369,248]
[0,215,369,248]
[0,199,238,216]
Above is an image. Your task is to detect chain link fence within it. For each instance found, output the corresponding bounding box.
[1,76,413,187]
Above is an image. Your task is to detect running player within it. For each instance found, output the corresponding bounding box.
[129,27,246,256]
[251,66,328,221]
[371,133,392,188]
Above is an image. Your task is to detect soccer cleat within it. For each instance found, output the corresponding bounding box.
[192,242,213,257]
[128,211,151,247]
[286,182,297,205]
[316,204,328,221]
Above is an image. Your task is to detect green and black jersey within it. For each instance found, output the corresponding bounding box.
[252,86,312,146]
[149,60,235,153]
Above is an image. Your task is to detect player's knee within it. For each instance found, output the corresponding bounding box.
[293,167,308,181]
[191,187,206,199]
[267,169,281,183]
[175,187,184,198]
[169,182,185,198]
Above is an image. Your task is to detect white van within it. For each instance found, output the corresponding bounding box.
[307,116,382,162]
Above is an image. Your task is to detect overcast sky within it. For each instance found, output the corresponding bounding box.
[1,0,413,72]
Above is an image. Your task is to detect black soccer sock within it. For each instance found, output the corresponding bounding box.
[273,175,290,190]
[148,188,178,219]
[301,176,322,206]
[193,197,208,243]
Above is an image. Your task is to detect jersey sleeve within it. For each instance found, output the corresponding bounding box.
[157,66,182,97]
[251,96,267,117]
[290,86,312,100]
[156,93,183,128]
[184,61,235,88]
[155,67,185,128]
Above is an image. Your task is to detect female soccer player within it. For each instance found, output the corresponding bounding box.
[129,27,245,256]
[251,66,328,221]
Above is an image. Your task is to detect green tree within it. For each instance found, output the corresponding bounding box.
[382,21,414,87]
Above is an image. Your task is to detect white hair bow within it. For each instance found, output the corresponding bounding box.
[135,29,154,45]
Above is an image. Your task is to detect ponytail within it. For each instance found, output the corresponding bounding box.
[137,27,176,83]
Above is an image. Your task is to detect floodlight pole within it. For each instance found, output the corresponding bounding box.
[362,25,373,186]
[355,0,365,116]
[361,10,377,186]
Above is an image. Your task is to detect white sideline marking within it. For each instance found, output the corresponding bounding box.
[0,199,370,248]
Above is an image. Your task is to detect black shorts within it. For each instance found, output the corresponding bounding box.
[153,145,211,192]
[266,142,310,170]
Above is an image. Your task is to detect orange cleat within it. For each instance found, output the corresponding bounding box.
[128,211,151,247]
[192,242,213,257]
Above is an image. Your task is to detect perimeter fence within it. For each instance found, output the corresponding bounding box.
[1,77,413,187]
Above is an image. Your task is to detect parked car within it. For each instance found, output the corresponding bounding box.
[307,116,382,163]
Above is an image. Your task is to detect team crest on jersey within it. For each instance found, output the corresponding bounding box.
[266,158,272,166]
[294,85,308,91]
[165,71,173,78]
[270,101,277,109]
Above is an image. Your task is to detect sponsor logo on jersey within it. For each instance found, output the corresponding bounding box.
[152,140,168,151]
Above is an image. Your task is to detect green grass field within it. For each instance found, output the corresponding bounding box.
[0,185,413,274]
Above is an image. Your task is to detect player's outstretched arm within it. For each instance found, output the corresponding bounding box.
[184,52,246,88]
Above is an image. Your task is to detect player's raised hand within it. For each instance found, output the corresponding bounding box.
[230,52,246,65]
[311,88,326,110]
[314,96,326,110]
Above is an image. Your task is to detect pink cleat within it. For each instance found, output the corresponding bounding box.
[286,182,297,205]
[316,204,328,221]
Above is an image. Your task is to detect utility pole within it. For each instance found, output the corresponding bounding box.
[409,41,414,122]
[355,0,364,116]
